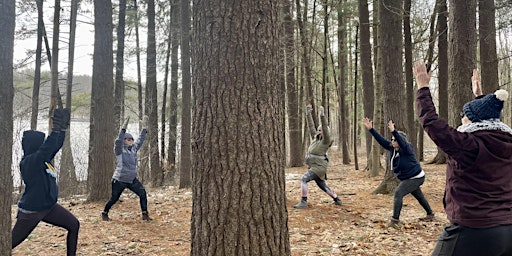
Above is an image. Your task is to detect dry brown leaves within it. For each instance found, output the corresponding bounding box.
[12,152,447,256]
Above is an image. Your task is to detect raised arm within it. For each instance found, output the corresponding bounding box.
[305,104,317,139]
[319,106,331,145]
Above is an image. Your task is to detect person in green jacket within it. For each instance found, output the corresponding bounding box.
[294,105,342,208]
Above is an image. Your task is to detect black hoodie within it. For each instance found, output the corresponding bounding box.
[18,130,65,211]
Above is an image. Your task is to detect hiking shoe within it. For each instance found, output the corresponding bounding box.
[419,213,435,222]
[333,198,342,206]
[142,211,153,221]
[101,212,111,221]
[388,217,400,228]
[293,200,308,209]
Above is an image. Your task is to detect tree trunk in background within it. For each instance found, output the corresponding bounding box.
[403,0,417,156]
[49,0,61,130]
[146,0,163,187]
[179,0,192,189]
[337,1,351,164]
[59,0,80,197]
[358,0,374,162]
[448,0,476,127]
[161,13,171,166]
[134,0,143,132]
[87,0,115,201]
[430,0,448,164]
[478,0,499,94]
[284,0,303,168]
[31,0,44,130]
[296,0,319,126]
[167,0,180,182]
[191,1,290,254]
[0,0,15,253]
[114,0,127,129]
[133,0,149,183]
[368,0,383,178]
[373,0,402,194]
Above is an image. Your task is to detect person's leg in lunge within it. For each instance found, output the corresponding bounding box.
[42,204,80,256]
[314,179,342,205]
[127,178,151,221]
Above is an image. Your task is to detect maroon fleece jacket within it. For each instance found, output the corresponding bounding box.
[416,87,512,228]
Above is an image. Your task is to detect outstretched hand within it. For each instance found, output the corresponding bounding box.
[472,69,482,97]
[362,117,373,130]
[388,120,395,132]
[413,61,432,89]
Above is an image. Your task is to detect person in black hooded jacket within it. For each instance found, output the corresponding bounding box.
[11,108,80,256]
[363,118,434,228]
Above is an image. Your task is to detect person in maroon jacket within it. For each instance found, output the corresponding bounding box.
[414,60,512,256]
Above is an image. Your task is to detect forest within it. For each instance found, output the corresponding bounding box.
[2,0,512,255]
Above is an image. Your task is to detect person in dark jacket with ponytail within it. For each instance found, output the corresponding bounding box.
[414,60,512,256]
[363,118,434,228]
[12,108,80,256]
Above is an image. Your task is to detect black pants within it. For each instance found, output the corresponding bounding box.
[103,178,148,213]
[12,203,80,256]
[432,223,512,256]
[393,176,433,219]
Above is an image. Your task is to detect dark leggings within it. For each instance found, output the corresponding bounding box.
[431,224,512,256]
[300,170,338,199]
[103,178,148,213]
[393,176,433,219]
[12,203,80,256]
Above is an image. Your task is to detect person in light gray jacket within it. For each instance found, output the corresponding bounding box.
[101,118,151,221]
[294,105,342,209]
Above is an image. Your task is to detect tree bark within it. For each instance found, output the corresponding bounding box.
[0,0,15,253]
[87,0,115,201]
[373,0,403,194]
[114,0,127,129]
[191,1,290,254]
[146,0,163,187]
[284,0,303,168]
[179,0,192,188]
[448,0,477,127]
[478,0,499,94]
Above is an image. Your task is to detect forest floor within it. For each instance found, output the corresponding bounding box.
[11,150,448,256]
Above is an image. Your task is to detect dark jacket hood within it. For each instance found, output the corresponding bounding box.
[22,130,45,155]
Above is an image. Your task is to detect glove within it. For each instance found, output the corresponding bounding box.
[53,108,71,131]
[122,117,130,130]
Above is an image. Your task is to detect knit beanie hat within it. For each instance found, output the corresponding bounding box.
[124,133,134,140]
[463,89,509,122]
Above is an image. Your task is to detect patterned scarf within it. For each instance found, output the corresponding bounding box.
[457,119,512,135]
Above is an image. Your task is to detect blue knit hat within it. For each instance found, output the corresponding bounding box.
[463,89,509,122]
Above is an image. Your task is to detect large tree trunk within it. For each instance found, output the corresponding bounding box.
[146,0,163,187]
[0,0,15,253]
[87,0,115,201]
[284,0,303,168]
[49,0,61,130]
[373,0,403,194]
[478,0,499,94]
[179,0,192,188]
[191,1,290,254]
[448,0,477,127]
